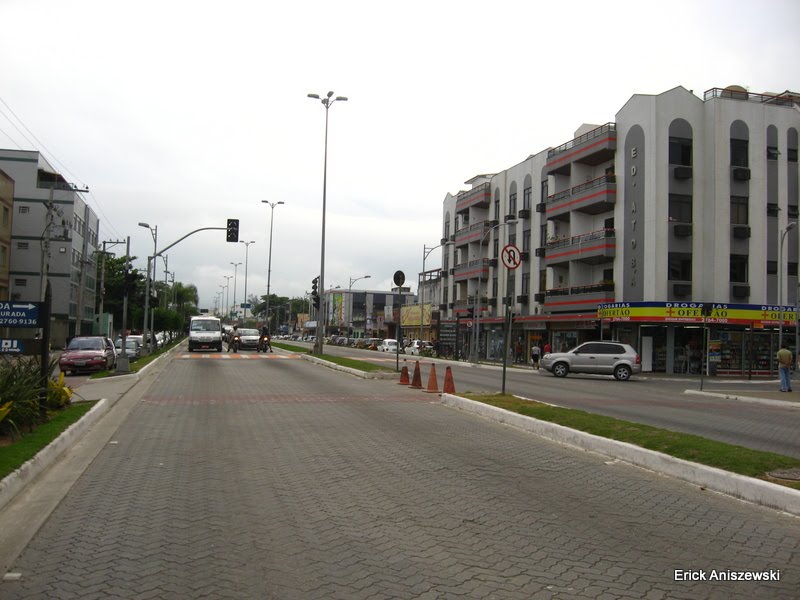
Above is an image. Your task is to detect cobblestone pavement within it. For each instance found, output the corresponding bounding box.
[3,354,799,599]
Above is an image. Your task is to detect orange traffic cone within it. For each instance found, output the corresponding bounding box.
[443,366,456,394]
[409,361,423,389]
[398,365,410,385]
[424,363,440,393]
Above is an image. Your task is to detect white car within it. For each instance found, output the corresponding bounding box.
[379,339,398,353]
[406,340,434,356]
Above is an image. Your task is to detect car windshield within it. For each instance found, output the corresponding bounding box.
[68,338,104,351]
[240,329,259,336]
[191,320,220,332]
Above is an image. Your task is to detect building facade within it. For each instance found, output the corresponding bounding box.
[0,168,13,305]
[436,85,800,374]
[0,149,99,347]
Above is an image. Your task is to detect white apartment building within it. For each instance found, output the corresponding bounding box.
[0,149,99,347]
[436,85,800,374]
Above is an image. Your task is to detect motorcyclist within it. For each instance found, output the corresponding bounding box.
[228,325,240,352]
[259,325,269,353]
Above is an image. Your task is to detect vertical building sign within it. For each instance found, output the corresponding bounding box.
[624,126,645,300]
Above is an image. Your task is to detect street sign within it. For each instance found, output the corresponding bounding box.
[0,301,42,327]
[240,303,251,308]
[501,244,521,270]
[0,339,43,355]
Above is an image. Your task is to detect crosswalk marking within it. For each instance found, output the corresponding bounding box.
[178,353,300,360]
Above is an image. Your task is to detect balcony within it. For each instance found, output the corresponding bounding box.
[455,182,492,214]
[544,174,617,219]
[704,87,797,107]
[452,258,491,282]
[454,219,497,247]
[544,228,616,266]
[543,282,616,313]
[545,123,617,175]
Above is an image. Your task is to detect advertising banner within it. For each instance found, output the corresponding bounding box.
[598,302,798,327]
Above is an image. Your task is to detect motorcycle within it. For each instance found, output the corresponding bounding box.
[228,334,241,353]
[258,334,272,353]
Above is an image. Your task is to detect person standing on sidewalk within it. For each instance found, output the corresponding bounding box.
[776,345,793,392]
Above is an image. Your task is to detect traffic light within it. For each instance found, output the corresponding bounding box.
[311,276,320,309]
[226,219,240,243]
[124,269,138,295]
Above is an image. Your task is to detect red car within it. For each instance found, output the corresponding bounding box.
[59,336,117,374]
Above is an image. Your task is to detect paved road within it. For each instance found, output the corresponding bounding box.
[308,344,800,459]
[3,350,799,598]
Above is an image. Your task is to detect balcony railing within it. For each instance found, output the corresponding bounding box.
[546,175,616,205]
[547,123,616,159]
[455,182,492,212]
[545,282,615,297]
[703,88,796,107]
[546,228,616,250]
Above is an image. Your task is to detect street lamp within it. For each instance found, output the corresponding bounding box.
[471,220,517,361]
[223,275,233,320]
[261,200,285,333]
[422,244,442,340]
[308,90,348,354]
[138,222,157,352]
[348,274,371,338]
[239,241,256,320]
[778,221,797,348]
[230,261,242,321]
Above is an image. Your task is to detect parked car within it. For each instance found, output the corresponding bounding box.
[59,336,117,374]
[379,339,399,353]
[114,338,141,360]
[540,341,641,381]
[406,340,434,356]
[237,328,261,350]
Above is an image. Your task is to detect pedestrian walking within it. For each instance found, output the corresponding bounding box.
[776,345,793,392]
[543,341,551,355]
[531,344,541,370]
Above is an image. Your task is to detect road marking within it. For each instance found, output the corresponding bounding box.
[178,353,300,360]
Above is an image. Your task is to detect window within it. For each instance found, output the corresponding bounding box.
[494,197,500,220]
[789,148,798,163]
[767,261,777,275]
[17,241,29,250]
[731,139,749,167]
[767,146,780,161]
[523,186,532,210]
[493,238,499,258]
[540,224,548,246]
[18,205,29,214]
[668,253,692,281]
[767,204,779,217]
[669,137,692,166]
[444,220,450,239]
[790,206,799,219]
[508,233,516,248]
[0,244,6,268]
[2,206,8,227]
[603,268,614,281]
[790,263,799,277]
[522,272,530,294]
[538,270,546,293]
[730,254,748,283]
[522,229,530,252]
[492,277,498,297]
[730,196,749,224]
[14,278,27,287]
[508,192,517,215]
[668,194,692,223]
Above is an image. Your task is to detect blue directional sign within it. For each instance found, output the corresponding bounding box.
[0,339,23,353]
[0,301,42,327]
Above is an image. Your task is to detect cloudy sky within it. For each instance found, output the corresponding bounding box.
[1,0,798,311]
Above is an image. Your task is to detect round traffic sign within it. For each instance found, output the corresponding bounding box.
[501,244,522,270]
[393,270,405,286]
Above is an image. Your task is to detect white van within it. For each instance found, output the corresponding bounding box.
[188,316,223,352]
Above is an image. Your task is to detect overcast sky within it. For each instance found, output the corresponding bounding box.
[1,0,798,311]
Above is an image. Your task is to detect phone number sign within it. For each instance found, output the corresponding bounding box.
[0,302,42,327]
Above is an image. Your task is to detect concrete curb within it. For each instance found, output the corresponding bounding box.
[0,398,110,513]
[440,393,800,517]
[301,354,398,379]
[684,388,800,409]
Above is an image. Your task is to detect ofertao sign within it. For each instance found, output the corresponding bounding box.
[501,244,521,270]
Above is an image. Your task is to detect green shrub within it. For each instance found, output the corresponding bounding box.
[0,356,61,436]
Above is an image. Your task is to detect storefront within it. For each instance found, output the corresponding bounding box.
[599,302,797,376]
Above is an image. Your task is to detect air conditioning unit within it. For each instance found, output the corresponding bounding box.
[516,295,528,304]
[535,247,546,257]
[536,203,546,213]
[674,166,693,180]
[438,304,448,311]
[673,283,691,296]
[732,225,751,239]
[440,237,448,245]
[732,167,751,181]
[489,258,498,267]
[449,268,456,275]
[517,209,531,219]
[732,284,750,299]
[505,214,516,223]
[673,224,693,237]
[533,293,546,303]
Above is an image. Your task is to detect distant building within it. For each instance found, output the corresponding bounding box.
[435,85,800,373]
[306,287,416,340]
[0,168,13,304]
[0,149,99,347]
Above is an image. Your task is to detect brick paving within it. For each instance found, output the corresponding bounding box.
[2,356,799,599]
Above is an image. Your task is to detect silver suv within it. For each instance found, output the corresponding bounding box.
[540,341,641,381]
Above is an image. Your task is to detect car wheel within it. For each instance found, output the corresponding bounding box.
[614,365,632,381]
[552,362,569,378]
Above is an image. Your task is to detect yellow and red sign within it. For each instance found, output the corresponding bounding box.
[598,302,797,327]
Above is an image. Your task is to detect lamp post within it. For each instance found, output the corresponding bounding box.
[239,240,256,320]
[138,222,157,352]
[422,244,442,340]
[308,90,348,354]
[261,200,285,333]
[223,275,232,321]
[230,262,242,321]
[778,221,797,348]
[471,220,517,362]
[348,274,371,338]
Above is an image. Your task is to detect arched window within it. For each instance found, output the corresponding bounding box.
[668,118,693,166]
[523,175,532,210]
[508,181,518,215]
[767,125,779,161]
[730,120,749,167]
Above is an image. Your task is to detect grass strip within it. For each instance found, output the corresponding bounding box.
[0,402,97,479]
[272,343,394,373]
[90,337,184,379]
[464,393,800,489]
